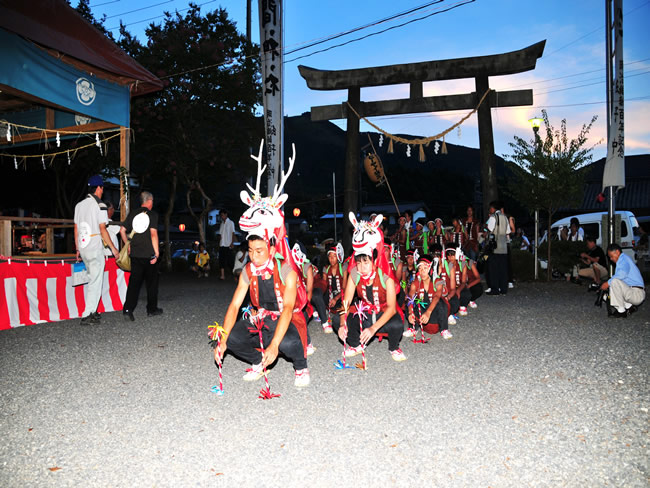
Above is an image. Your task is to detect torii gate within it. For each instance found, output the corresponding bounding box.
[299,41,545,248]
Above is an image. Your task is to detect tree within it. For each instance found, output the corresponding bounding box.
[118,4,261,268]
[507,110,598,280]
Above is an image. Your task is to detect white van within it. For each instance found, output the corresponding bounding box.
[539,211,641,262]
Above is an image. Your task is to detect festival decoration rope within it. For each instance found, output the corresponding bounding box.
[0,133,121,161]
[346,88,492,160]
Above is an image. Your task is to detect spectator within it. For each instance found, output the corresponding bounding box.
[218,209,235,280]
[512,228,531,251]
[568,217,584,242]
[232,247,248,280]
[191,243,210,278]
[577,237,608,290]
[600,243,645,318]
[103,201,121,257]
[484,200,509,295]
[120,191,162,321]
[74,175,119,325]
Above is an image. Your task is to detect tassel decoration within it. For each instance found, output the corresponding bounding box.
[441,136,448,155]
[418,144,425,162]
[387,137,394,154]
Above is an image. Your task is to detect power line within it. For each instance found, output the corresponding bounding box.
[89,0,120,6]
[541,0,650,59]
[107,0,217,30]
[284,0,476,64]
[284,1,445,56]
[105,0,175,20]
[535,69,650,96]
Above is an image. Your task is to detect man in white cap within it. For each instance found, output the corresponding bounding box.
[73,175,119,325]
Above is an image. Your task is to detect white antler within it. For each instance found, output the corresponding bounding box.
[272,143,296,201]
[246,139,267,197]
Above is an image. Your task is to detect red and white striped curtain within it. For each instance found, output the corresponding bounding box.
[0,258,129,329]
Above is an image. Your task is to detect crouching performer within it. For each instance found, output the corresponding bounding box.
[405,254,452,339]
[213,142,310,387]
[337,213,407,362]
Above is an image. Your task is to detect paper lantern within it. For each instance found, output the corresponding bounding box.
[293,208,301,217]
[364,153,385,183]
[179,224,186,232]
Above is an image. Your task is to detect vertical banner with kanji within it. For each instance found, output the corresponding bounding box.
[259,0,283,192]
[603,0,625,190]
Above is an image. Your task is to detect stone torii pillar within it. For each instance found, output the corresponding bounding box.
[299,41,545,247]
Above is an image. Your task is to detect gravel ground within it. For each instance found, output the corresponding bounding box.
[0,275,648,487]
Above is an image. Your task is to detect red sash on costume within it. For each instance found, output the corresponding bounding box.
[245,262,308,354]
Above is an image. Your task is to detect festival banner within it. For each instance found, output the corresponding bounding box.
[0,257,128,330]
[258,0,283,191]
[603,0,625,191]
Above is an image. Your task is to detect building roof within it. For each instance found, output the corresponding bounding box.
[0,0,162,96]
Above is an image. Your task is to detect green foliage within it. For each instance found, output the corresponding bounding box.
[510,249,540,282]
[538,240,587,275]
[507,110,597,217]
[507,110,598,279]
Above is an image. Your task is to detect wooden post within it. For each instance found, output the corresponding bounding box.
[343,87,361,252]
[0,220,11,257]
[120,126,130,221]
[46,227,54,254]
[475,76,498,217]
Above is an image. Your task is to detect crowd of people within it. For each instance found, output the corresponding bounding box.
[73,168,645,391]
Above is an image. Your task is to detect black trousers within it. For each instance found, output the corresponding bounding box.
[459,288,471,307]
[124,257,159,313]
[487,253,508,294]
[344,311,403,352]
[470,283,484,301]
[310,288,327,321]
[448,295,460,315]
[413,301,448,332]
[226,315,307,370]
[219,246,232,271]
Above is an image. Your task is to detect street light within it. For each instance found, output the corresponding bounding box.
[528,116,543,133]
[528,116,543,280]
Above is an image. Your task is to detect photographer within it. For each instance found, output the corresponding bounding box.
[600,243,645,318]
[577,237,608,290]
[483,201,509,295]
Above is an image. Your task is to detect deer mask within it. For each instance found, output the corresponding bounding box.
[349,212,384,257]
[239,140,296,242]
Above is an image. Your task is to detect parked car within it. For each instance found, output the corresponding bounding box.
[538,211,640,266]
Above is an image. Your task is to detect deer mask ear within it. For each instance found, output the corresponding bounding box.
[240,190,253,206]
[348,211,358,227]
[274,193,288,208]
[372,214,384,228]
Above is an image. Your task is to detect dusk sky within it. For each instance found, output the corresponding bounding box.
[92,0,650,161]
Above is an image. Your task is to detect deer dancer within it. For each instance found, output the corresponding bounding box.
[213,141,311,388]
[337,213,407,362]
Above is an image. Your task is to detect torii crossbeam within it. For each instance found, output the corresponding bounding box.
[299,41,546,248]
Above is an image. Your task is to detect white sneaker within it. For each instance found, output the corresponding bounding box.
[312,311,320,322]
[391,348,407,362]
[306,343,315,356]
[459,306,468,316]
[344,345,364,357]
[485,288,492,294]
[403,327,416,337]
[441,329,453,340]
[448,314,457,325]
[508,282,514,289]
[469,301,478,309]
[322,322,333,334]
[294,368,310,387]
[243,362,265,381]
